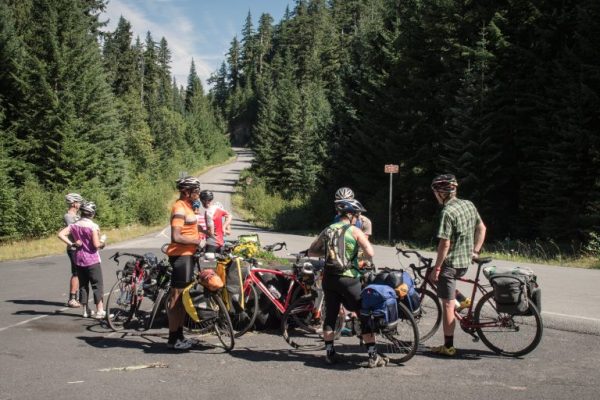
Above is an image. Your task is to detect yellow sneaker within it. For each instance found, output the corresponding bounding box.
[430,345,457,357]
[457,298,471,312]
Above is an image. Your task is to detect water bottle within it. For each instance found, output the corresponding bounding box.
[267,284,282,300]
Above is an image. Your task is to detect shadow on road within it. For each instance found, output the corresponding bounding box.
[7,299,66,307]
[77,332,231,354]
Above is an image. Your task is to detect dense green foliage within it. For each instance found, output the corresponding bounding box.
[215,0,599,253]
[0,0,231,240]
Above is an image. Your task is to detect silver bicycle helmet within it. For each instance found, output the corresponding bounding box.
[334,187,354,201]
[431,174,458,193]
[80,201,96,217]
[176,176,201,192]
[65,193,84,205]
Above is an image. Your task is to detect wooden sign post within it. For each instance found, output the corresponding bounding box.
[384,164,399,243]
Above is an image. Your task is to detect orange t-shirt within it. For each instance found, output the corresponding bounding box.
[167,199,199,256]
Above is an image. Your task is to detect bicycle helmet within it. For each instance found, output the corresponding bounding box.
[192,200,201,210]
[176,176,201,192]
[80,201,96,217]
[334,187,354,201]
[335,199,366,215]
[431,174,458,193]
[65,193,84,205]
[200,190,214,202]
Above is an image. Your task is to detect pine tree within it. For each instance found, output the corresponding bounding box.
[227,36,241,89]
[103,16,137,96]
[157,37,172,107]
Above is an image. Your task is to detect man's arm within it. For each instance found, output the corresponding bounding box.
[171,223,201,246]
[222,212,233,236]
[433,238,451,281]
[473,220,486,255]
[353,228,374,259]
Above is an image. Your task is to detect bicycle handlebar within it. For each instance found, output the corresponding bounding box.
[263,242,287,252]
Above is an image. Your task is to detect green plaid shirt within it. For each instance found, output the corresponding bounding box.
[437,198,482,269]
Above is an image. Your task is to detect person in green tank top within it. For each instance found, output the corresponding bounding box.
[309,199,388,368]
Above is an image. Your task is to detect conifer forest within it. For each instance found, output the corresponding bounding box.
[1,1,599,256]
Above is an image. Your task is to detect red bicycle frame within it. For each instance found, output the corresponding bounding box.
[243,267,308,314]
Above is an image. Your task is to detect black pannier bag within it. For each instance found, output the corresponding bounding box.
[489,274,530,315]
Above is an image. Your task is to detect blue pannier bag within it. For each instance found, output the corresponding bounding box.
[365,268,421,314]
[398,271,421,314]
[360,284,398,332]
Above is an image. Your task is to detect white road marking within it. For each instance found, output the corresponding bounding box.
[0,291,112,332]
[542,311,600,322]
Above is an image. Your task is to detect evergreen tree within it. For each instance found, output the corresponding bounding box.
[157,37,172,107]
[102,16,136,96]
[227,36,241,89]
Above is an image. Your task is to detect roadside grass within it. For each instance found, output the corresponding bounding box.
[232,176,600,270]
[0,224,163,262]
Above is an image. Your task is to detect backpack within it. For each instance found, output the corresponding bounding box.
[365,269,421,314]
[323,224,356,274]
[360,284,399,332]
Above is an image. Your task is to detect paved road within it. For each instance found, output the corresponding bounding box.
[1,148,599,400]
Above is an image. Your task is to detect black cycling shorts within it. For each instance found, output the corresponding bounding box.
[169,255,194,288]
[322,274,362,332]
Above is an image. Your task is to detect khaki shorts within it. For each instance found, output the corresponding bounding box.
[436,265,467,300]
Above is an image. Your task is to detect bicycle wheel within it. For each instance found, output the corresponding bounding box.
[474,291,543,357]
[105,278,135,331]
[281,294,323,350]
[281,291,343,350]
[231,283,259,338]
[209,294,235,352]
[145,288,167,330]
[413,288,441,342]
[376,302,419,364]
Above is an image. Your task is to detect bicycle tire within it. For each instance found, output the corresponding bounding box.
[281,291,343,350]
[210,294,235,352]
[474,291,543,357]
[106,278,136,331]
[413,287,441,342]
[376,301,419,364]
[231,283,259,338]
[145,288,167,330]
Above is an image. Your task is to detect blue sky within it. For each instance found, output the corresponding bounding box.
[101,0,293,88]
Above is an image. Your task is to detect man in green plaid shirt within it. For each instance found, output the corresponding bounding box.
[430,174,486,356]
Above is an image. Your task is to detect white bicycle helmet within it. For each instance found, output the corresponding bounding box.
[335,187,354,201]
[65,193,84,205]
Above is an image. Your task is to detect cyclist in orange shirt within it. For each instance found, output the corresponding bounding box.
[166,177,203,350]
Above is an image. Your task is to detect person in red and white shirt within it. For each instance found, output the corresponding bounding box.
[200,190,232,255]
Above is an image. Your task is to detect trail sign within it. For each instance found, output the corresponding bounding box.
[384,164,399,174]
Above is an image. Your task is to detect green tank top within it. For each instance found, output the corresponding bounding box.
[329,221,360,278]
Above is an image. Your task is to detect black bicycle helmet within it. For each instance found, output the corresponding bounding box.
[65,193,84,205]
[80,201,96,217]
[431,174,458,193]
[335,199,366,215]
[176,176,201,192]
[334,187,354,201]
[200,190,214,202]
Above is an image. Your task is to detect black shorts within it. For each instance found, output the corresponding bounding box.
[169,255,195,288]
[436,265,468,300]
[322,274,362,332]
[67,248,77,276]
